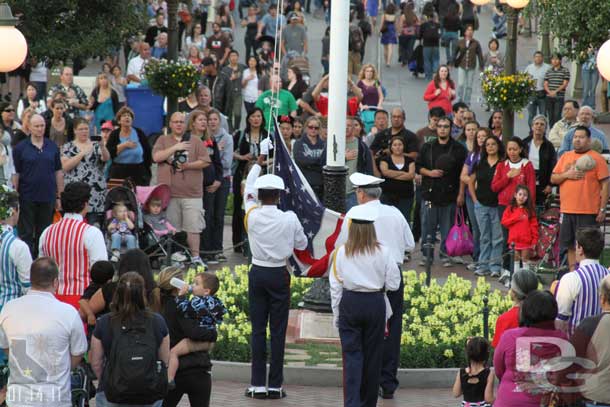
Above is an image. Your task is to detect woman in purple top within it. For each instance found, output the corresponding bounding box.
[493,290,568,407]
[357,64,384,110]
[459,122,483,264]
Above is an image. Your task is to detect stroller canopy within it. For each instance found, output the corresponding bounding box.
[136,184,172,210]
[105,185,139,213]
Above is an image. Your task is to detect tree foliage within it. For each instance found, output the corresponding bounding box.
[8,0,148,64]
[530,0,610,62]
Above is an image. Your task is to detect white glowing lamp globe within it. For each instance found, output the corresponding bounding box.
[598,39,610,81]
[507,0,530,8]
[470,0,491,5]
[0,4,27,73]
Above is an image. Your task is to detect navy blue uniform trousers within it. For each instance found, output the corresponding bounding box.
[339,290,385,407]
[248,264,290,388]
[380,275,404,394]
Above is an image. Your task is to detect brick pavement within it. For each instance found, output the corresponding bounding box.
[199,381,456,407]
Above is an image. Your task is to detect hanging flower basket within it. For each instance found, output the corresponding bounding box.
[143,58,200,99]
[481,70,536,112]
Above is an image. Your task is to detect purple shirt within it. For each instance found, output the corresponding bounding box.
[357,80,381,107]
[493,325,568,407]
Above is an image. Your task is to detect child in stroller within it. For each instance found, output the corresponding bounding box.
[108,203,136,262]
[137,184,190,266]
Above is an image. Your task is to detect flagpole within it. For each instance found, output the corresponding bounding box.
[302,0,349,313]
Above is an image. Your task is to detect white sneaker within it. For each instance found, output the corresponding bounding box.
[498,269,511,284]
[490,270,501,277]
[451,256,465,264]
[110,250,120,262]
[442,259,453,268]
[466,263,477,271]
[171,252,188,262]
[474,269,490,276]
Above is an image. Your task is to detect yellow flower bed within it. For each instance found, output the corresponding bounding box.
[184,267,511,368]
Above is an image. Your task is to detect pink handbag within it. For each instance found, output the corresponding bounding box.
[446,207,474,257]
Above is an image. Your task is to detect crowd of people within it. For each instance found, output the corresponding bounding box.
[0,0,608,406]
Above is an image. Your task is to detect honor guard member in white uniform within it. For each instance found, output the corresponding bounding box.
[243,158,308,400]
[330,204,401,407]
[336,172,415,400]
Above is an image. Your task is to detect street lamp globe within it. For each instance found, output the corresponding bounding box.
[598,39,610,81]
[0,3,27,73]
[507,0,530,8]
[470,0,491,5]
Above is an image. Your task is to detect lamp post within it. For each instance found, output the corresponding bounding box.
[0,3,27,73]
[166,0,179,118]
[301,0,349,313]
[502,0,529,141]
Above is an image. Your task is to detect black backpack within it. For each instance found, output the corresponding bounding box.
[349,25,364,52]
[102,315,168,404]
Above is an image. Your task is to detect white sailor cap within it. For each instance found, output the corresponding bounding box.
[346,204,378,224]
[254,174,285,190]
[349,172,384,188]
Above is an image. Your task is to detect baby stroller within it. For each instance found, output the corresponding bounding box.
[71,361,96,407]
[104,182,142,261]
[136,184,190,269]
[532,205,566,286]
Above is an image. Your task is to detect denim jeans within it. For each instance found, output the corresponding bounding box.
[346,192,358,211]
[474,202,503,274]
[111,233,136,250]
[420,201,455,259]
[423,46,440,81]
[381,194,414,228]
[442,31,459,65]
[398,35,416,64]
[582,68,599,110]
[202,177,230,253]
[457,67,476,105]
[527,92,546,127]
[465,193,480,261]
[546,96,564,128]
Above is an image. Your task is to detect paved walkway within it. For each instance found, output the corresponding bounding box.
[203,381,455,407]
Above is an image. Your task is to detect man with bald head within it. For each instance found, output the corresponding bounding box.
[558,106,608,157]
[153,112,211,266]
[370,107,418,161]
[127,42,152,83]
[12,114,64,256]
[255,74,297,130]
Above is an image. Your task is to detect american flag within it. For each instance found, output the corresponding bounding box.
[271,121,343,277]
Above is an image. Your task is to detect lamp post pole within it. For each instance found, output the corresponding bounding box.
[166,0,179,118]
[502,5,520,142]
[301,0,349,313]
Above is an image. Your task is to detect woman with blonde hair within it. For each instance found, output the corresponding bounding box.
[157,266,215,406]
[188,110,224,263]
[357,64,384,110]
[329,204,400,407]
[89,72,119,132]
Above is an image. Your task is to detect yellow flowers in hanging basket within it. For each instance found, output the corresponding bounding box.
[481,69,536,112]
[144,58,200,99]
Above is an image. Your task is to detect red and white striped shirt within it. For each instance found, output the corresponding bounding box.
[39,213,108,296]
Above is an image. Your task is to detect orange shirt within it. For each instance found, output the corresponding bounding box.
[553,150,609,214]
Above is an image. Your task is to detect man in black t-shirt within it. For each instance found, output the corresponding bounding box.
[416,116,466,266]
[370,108,418,160]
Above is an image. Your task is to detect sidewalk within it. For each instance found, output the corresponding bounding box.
[205,381,455,407]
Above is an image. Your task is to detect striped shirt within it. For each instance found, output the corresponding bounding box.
[556,259,610,336]
[40,215,97,297]
[0,226,31,309]
[544,65,570,97]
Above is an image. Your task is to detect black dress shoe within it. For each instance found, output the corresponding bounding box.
[244,388,267,399]
[267,389,287,399]
[378,388,394,399]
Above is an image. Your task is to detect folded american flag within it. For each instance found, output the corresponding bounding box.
[271,120,343,277]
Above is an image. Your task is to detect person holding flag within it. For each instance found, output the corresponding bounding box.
[335,172,414,400]
[329,204,401,407]
[243,154,308,400]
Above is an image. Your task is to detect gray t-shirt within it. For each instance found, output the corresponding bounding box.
[282,24,307,54]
